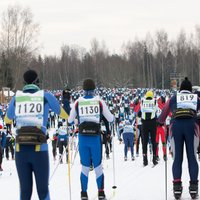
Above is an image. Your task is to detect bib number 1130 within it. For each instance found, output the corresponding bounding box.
[80,106,99,115]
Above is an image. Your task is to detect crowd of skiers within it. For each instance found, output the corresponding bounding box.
[1,69,200,200]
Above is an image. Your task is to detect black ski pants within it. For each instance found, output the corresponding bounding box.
[141,119,157,156]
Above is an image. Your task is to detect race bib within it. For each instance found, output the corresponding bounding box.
[137,117,142,125]
[141,100,156,113]
[157,107,162,117]
[15,90,44,127]
[78,100,100,123]
[115,112,119,117]
[177,93,197,110]
[166,116,171,125]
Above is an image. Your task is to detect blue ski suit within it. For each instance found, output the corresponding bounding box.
[119,123,135,158]
[68,91,114,192]
[158,90,200,183]
[5,84,68,200]
[0,129,6,167]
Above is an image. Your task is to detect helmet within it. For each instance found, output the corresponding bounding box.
[145,91,154,99]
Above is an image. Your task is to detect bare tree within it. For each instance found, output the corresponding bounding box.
[90,38,109,86]
[195,25,200,85]
[155,29,169,89]
[145,33,155,88]
[0,4,39,89]
[176,30,188,76]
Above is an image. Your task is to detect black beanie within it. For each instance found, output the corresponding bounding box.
[180,77,192,92]
[83,79,95,91]
[63,88,71,101]
[23,69,38,84]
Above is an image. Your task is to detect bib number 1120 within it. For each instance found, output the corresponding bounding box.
[18,103,42,114]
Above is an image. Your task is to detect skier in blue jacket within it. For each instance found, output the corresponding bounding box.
[0,125,6,171]
[119,120,135,161]
[158,77,200,199]
[68,78,114,200]
[57,123,69,164]
[5,69,69,200]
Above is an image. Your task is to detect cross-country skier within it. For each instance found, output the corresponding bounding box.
[101,116,112,160]
[5,130,15,160]
[158,77,200,199]
[0,125,6,171]
[68,78,114,200]
[5,69,69,200]
[119,120,135,161]
[139,90,158,166]
[156,96,167,161]
[51,129,58,161]
[57,122,69,164]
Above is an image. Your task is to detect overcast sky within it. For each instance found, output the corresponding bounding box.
[1,0,200,56]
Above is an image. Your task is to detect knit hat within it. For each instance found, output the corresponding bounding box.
[83,79,95,91]
[62,87,71,101]
[180,77,192,92]
[23,69,39,84]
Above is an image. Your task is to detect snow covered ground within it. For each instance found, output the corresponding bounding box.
[0,127,196,200]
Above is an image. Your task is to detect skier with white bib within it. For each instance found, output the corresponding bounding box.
[158,77,200,199]
[68,78,114,200]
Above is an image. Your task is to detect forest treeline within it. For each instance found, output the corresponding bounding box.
[1,5,200,91]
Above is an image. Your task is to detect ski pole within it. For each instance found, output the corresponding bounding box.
[135,119,139,155]
[111,124,117,192]
[66,121,72,200]
[69,132,74,164]
[71,145,79,166]
[49,146,67,182]
[47,139,52,145]
[67,121,72,200]
[164,124,168,200]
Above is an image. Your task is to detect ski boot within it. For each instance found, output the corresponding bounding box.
[124,157,127,161]
[143,155,148,166]
[153,155,158,166]
[173,181,182,200]
[59,155,63,164]
[189,181,198,199]
[163,155,167,161]
[132,156,135,161]
[90,165,94,171]
[98,190,107,200]
[0,165,3,171]
[81,191,88,200]
[156,156,160,161]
